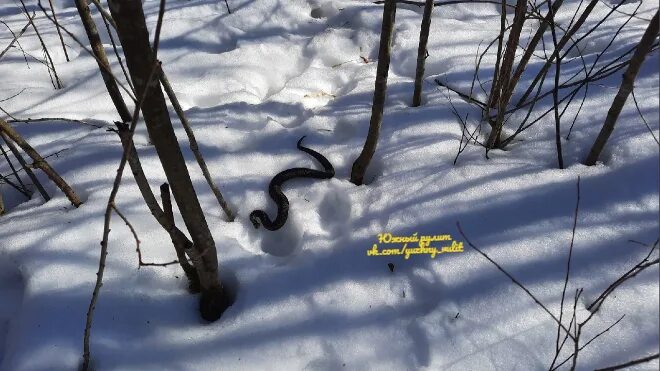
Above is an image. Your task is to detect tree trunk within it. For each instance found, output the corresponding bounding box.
[412,0,434,107]
[505,0,564,106]
[350,0,396,185]
[74,0,132,123]
[486,0,507,120]
[584,11,658,166]
[516,0,599,107]
[485,0,527,149]
[0,118,81,207]
[108,0,229,321]
[78,0,204,290]
[115,123,199,291]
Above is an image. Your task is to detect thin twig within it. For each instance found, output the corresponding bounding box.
[37,0,136,102]
[159,68,236,221]
[548,0,563,168]
[82,2,169,366]
[586,239,659,314]
[555,177,580,355]
[82,59,161,371]
[110,204,141,265]
[19,0,62,89]
[89,0,117,29]
[152,0,166,59]
[578,314,625,352]
[112,204,178,268]
[47,0,69,61]
[631,89,659,145]
[443,88,483,165]
[0,173,30,197]
[551,315,627,370]
[594,352,660,371]
[92,0,135,95]
[0,15,33,61]
[435,79,487,109]
[456,222,575,339]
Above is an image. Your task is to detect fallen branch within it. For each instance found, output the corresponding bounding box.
[0,131,49,200]
[0,136,30,197]
[8,117,106,129]
[0,119,77,206]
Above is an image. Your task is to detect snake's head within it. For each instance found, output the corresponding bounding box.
[249,212,261,229]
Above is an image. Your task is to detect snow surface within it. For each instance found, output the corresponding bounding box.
[0,0,658,370]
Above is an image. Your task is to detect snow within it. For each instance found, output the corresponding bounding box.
[0,0,658,370]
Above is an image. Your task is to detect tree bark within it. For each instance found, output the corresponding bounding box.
[515,0,599,107]
[486,0,527,148]
[0,131,50,201]
[0,118,81,207]
[78,0,202,289]
[108,0,229,321]
[412,0,434,107]
[503,0,564,106]
[115,123,199,290]
[584,11,658,166]
[74,0,132,123]
[159,70,236,221]
[486,0,507,121]
[350,0,397,185]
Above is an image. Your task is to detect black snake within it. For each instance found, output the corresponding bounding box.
[249,136,335,231]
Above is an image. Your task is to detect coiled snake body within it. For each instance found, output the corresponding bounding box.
[249,136,335,231]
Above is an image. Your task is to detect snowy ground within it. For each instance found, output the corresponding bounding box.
[0,0,658,370]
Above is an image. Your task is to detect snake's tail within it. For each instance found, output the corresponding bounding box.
[296,137,334,175]
[297,135,307,149]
